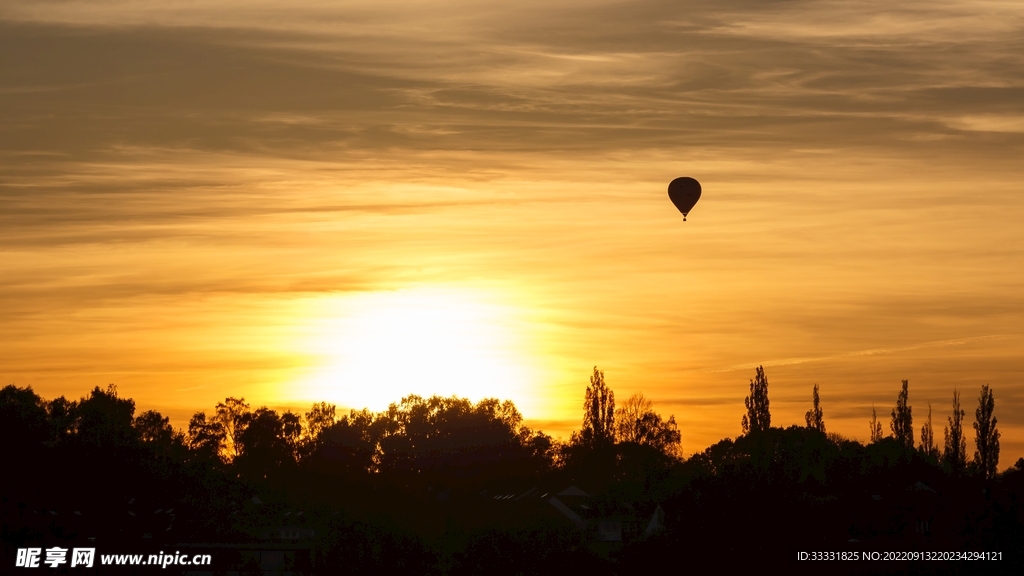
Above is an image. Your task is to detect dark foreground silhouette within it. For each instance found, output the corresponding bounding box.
[2,375,1021,574]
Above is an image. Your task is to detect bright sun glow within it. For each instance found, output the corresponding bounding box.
[294,287,542,415]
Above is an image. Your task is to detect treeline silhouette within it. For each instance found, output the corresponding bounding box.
[2,367,1022,574]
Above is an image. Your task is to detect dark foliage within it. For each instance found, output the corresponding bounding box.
[943,390,968,475]
[890,379,914,450]
[973,384,1000,480]
[742,365,770,435]
[615,393,682,457]
[868,405,884,443]
[573,366,615,448]
[804,383,825,433]
[3,377,1022,574]
[919,401,939,460]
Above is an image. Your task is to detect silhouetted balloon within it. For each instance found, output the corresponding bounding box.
[668,177,701,221]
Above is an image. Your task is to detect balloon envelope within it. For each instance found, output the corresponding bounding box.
[668,177,701,219]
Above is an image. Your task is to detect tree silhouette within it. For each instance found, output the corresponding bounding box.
[296,401,336,460]
[918,401,938,459]
[134,410,176,449]
[235,407,299,480]
[0,385,50,450]
[186,411,226,462]
[303,402,336,445]
[361,394,552,485]
[574,366,615,447]
[5,378,1024,567]
[616,392,653,442]
[214,397,250,461]
[804,384,824,433]
[943,389,967,475]
[890,380,913,450]
[76,384,138,449]
[868,405,883,443]
[741,365,770,435]
[614,393,682,457]
[313,408,380,475]
[973,384,1000,480]
[46,395,78,446]
[282,410,302,458]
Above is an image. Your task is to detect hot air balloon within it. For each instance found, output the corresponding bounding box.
[668,177,701,221]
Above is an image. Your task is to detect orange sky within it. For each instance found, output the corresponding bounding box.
[2,1,1023,462]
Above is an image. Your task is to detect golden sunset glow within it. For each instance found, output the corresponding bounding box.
[294,287,545,415]
[2,0,1023,460]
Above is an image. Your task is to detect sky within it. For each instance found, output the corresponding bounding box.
[2,0,1023,460]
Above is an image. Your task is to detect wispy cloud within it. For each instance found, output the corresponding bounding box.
[713,334,1019,373]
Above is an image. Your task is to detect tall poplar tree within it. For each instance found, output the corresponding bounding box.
[576,366,615,446]
[973,384,1000,480]
[741,365,770,434]
[919,402,938,459]
[943,390,967,474]
[804,384,825,433]
[869,405,883,443]
[890,379,914,450]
